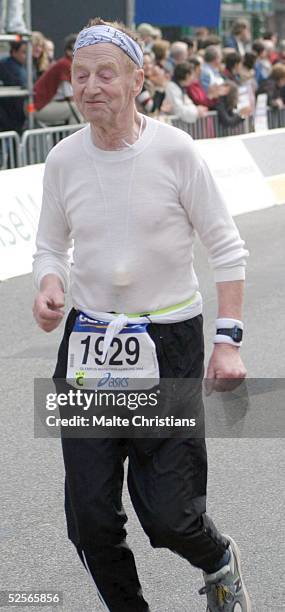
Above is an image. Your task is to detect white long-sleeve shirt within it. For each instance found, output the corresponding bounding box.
[164,81,199,123]
[33,115,248,316]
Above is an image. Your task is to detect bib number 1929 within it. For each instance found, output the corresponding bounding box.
[80,335,140,366]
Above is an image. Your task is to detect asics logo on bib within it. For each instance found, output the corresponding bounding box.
[97,372,129,389]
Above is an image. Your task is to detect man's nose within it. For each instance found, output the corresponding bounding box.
[84,74,101,95]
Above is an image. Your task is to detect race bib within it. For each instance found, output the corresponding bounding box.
[66,312,160,390]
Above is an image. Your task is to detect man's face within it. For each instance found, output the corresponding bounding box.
[12,44,27,65]
[72,44,143,125]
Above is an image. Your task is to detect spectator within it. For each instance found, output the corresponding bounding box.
[200,45,224,94]
[32,31,49,80]
[164,41,188,76]
[252,40,271,85]
[262,39,276,65]
[0,0,27,34]
[224,19,251,56]
[187,56,219,108]
[241,52,257,110]
[223,51,242,83]
[151,39,170,68]
[45,39,55,65]
[180,36,197,59]
[141,51,155,79]
[257,63,285,109]
[195,27,209,42]
[136,52,166,115]
[215,81,250,128]
[0,40,27,132]
[263,31,279,64]
[136,22,157,52]
[164,62,208,123]
[34,33,82,126]
[169,41,189,63]
[203,35,222,50]
[241,51,257,82]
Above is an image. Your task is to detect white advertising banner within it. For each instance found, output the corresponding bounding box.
[254,93,269,133]
[0,164,44,281]
[196,136,274,216]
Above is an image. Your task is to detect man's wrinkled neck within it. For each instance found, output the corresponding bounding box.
[89,108,142,151]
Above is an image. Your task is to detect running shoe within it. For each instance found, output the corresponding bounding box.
[199,534,251,611]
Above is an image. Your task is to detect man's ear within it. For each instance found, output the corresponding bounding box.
[132,68,144,97]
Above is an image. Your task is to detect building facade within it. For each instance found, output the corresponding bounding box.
[269,1,285,40]
[221,0,275,38]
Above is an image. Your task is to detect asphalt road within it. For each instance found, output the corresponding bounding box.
[0,204,285,612]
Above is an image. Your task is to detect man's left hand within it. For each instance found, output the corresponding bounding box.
[204,344,247,395]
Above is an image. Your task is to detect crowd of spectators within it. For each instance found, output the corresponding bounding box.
[0,28,82,133]
[134,19,285,132]
[1,17,285,136]
[33,34,82,126]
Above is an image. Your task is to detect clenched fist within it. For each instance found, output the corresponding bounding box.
[33,274,65,333]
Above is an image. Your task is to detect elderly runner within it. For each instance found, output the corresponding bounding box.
[33,17,251,612]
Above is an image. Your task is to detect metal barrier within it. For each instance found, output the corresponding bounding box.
[0,131,21,170]
[1,108,285,171]
[171,112,218,139]
[217,114,255,138]
[267,107,285,130]
[20,123,85,166]
[171,111,255,139]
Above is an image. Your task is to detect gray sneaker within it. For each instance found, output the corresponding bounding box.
[199,535,251,611]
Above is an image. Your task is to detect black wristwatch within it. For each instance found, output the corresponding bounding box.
[216,326,243,343]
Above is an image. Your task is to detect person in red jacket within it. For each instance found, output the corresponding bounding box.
[187,57,228,108]
[34,33,82,126]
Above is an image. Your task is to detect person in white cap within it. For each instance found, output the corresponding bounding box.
[137,22,158,51]
[33,17,251,612]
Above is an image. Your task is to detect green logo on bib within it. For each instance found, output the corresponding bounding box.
[75,370,86,386]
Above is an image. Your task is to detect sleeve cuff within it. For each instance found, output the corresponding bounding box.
[34,267,69,293]
[214,266,246,282]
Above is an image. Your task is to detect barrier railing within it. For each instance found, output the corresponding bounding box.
[267,107,285,130]
[0,131,21,170]
[171,112,255,139]
[20,123,85,166]
[1,108,285,171]
[171,111,219,139]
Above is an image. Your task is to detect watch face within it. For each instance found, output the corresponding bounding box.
[232,326,243,342]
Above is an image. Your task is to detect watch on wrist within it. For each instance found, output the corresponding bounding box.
[216,325,243,343]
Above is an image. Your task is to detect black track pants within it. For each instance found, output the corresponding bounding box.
[54,309,229,611]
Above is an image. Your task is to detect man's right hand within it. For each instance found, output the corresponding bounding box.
[33,275,65,332]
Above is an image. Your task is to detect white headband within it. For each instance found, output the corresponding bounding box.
[74,25,144,68]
